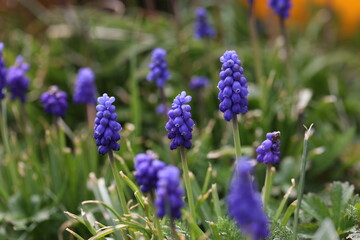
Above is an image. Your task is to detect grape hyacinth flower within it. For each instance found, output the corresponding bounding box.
[40,86,68,117]
[256,131,281,165]
[189,76,209,90]
[6,56,30,103]
[194,7,216,39]
[227,158,269,240]
[0,43,6,99]
[218,50,248,121]
[155,165,184,219]
[134,153,166,193]
[165,91,194,150]
[93,93,122,155]
[147,48,170,88]
[269,0,292,19]
[73,67,97,104]
[156,104,166,116]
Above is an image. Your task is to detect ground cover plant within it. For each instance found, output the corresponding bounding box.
[1,0,360,239]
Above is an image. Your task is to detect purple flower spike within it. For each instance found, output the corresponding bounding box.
[73,67,97,104]
[147,48,170,88]
[227,157,270,240]
[0,43,6,99]
[218,50,248,121]
[189,76,209,90]
[40,86,68,117]
[256,131,281,165]
[6,56,30,103]
[155,165,184,219]
[134,153,166,193]
[165,91,195,150]
[194,7,216,39]
[93,93,122,155]
[269,0,292,19]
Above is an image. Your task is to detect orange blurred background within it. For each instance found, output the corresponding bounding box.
[241,0,360,36]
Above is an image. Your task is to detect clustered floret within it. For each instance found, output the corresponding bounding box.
[155,165,184,219]
[269,0,292,19]
[134,153,166,193]
[94,93,122,155]
[165,91,195,150]
[227,158,269,240]
[218,50,248,121]
[40,86,68,117]
[147,48,170,88]
[6,56,30,103]
[256,131,281,165]
[194,7,216,39]
[189,76,209,90]
[73,67,97,104]
[0,43,6,99]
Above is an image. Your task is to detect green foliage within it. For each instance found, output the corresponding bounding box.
[215,217,245,240]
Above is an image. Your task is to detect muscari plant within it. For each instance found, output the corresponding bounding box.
[1,0,356,239]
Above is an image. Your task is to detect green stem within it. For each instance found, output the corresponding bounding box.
[180,147,196,222]
[262,166,275,211]
[282,200,297,226]
[170,218,180,240]
[150,192,163,240]
[293,124,313,239]
[274,178,295,221]
[231,116,242,159]
[249,4,263,84]
[1,100,11,154]
[109,150,129,215]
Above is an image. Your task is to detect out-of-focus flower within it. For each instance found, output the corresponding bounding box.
[194,7,216,39]
[189,76,209,90]
[155,165,184,219]
[269,0,292,19]
[40,86,68,117]
[227,157,269,240]
[156,104,166,115]
[6,56,30,103]
[134,153,166,193]
[94,93,122,155]
[165,91,195,150]
[73,67,97,104]
[218,50,248,121]
[147,48,170,88]
[0,43,6,99]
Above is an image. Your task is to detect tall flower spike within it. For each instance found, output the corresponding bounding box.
[147,48,170,88]
[134,153,166,193]
[73,67,97,104]
[189,76,209,90]
[256,131,281,164]
[93,93,122,155]
[165,91,195,150]
[269,0,292,19]
[6,56,30,103]
[155,165,184,219]
[0,43,6,99]
[40,86,68,117]
[218,50,248,121]
[227,157,269,240]
[194,7,216,39]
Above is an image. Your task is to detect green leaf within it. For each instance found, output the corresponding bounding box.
[302,194,331,222]
[330,182,354,228]
[313,219,339,240]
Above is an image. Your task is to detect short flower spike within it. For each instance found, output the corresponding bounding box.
[147,48,170,88]
[194,7,216,39]
[256,131,281,164]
